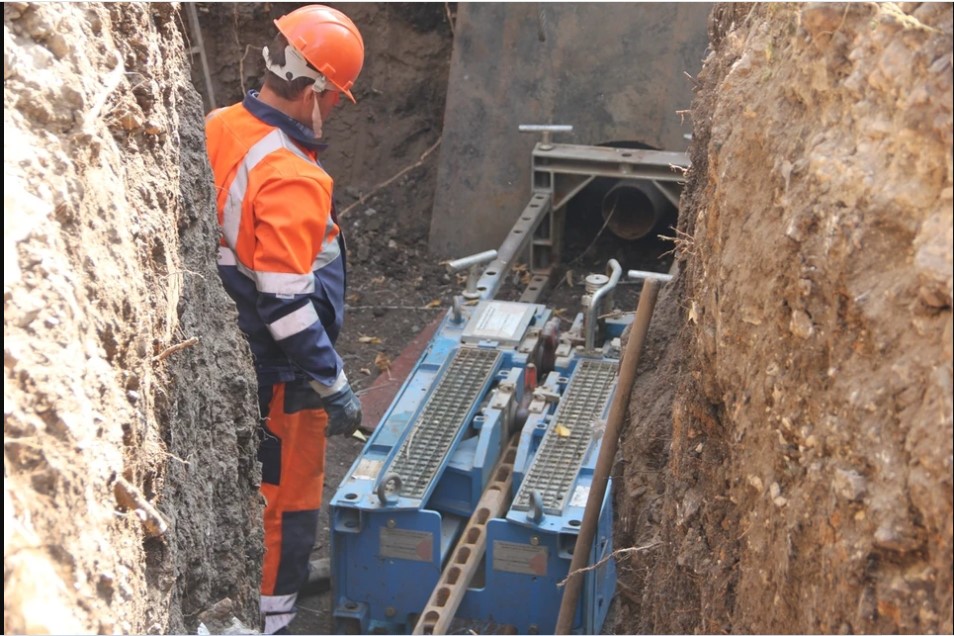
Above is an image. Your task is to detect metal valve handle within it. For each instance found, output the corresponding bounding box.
[584,259,622,352]
[517,124,574,133]
[445,249,498,273]
[518,124,573,147]
[446,249,498,300]
[627,269,674,283]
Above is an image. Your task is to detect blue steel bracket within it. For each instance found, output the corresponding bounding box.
[469,483,617,635]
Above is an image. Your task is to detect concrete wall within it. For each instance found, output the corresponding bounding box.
[429,3,711,258]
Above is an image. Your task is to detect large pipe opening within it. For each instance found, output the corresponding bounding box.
[600,179,677,240]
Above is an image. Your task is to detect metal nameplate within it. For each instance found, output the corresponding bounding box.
[379,527,433,562]
[492,540,548,576]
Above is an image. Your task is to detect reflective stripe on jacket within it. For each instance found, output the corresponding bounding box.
[206,92,346,388]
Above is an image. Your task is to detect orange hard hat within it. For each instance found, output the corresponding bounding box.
[274,5,365,103]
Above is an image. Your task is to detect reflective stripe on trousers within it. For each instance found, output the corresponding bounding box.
[261,593,296,635]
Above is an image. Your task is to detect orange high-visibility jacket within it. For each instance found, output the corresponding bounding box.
[206,92,346,388]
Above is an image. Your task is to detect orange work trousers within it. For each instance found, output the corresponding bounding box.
[257,379,327,633]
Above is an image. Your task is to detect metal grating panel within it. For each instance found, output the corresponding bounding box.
[388,347,501,499]
[513,360,618,514]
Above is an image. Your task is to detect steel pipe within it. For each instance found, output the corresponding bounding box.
[584,259,622,352]
[600,179,676,240]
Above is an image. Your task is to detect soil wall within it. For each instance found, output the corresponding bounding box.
[617,3,953,633]
[4,3,260,633]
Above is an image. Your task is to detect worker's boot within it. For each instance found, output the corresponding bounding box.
[307,556,330,584]
[300,556,331,596]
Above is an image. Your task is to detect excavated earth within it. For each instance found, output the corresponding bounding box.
[4,3,261,634]
[4,2,952,635]
[614,3,953,634]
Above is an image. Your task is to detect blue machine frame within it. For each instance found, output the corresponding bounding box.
[330,298,622,634]
[329,140,686,634]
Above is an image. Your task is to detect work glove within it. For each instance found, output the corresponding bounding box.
[311,374,362,437]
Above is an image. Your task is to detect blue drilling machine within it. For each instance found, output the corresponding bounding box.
[330,129,686,634]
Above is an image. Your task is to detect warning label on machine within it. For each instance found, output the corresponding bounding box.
[351,458,383,481]
[492,540,548,576]
[461,301,535,346]
[569,484,590,508]
[473,304,524,338]
[379,527,433,562]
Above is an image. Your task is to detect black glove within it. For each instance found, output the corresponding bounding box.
[319,383,362,437]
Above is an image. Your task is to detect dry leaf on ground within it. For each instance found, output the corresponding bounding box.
[374,352,392,373]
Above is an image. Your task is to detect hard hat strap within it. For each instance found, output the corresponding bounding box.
[262,45,328,92]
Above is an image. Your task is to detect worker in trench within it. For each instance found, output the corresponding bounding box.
[204,5,365,634]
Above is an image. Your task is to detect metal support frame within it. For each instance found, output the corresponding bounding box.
[471,140,688,307]
[533,143,689,182]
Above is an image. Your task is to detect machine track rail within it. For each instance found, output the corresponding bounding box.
[389,347,501,500]
[413,436,519,635]
[513,360,618,514]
